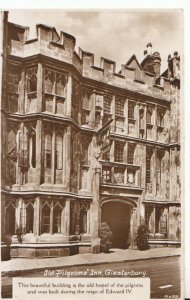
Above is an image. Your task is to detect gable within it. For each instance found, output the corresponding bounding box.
[126,55,143,82]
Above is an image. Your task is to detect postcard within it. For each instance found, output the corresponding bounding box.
[1,9,183,300]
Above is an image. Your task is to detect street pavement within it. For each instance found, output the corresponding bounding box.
[1,247,181,276]
[1,256,181,299]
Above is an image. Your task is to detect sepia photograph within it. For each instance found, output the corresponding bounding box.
[0,9,183,299]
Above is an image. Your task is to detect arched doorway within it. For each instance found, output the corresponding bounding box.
[101,201,132,249]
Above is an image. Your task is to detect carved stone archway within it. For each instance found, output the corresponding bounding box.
[100,197,138,249]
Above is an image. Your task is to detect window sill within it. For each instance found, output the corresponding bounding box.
[82,107,90,111]
[27,92,37,99]
[128,118,136,123]
[104,111,112,115]
[56,95,66,100]
[146,123,154,128]
[101,182,141,189]
[95,105,102,110]
[157,125,164,130]
[80,165,90,169]
[115,115,125,119]
[44,92,54,97]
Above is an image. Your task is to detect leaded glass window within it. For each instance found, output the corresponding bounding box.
[128,143,136,164]
[115,98,124,116]
[44,134,52,169]
[128,102,135,119]
[115,142,124,162]
[55,135,63,170]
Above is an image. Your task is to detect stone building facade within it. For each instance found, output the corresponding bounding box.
[1,13,181,258]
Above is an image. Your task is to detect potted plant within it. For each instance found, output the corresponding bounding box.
[135,224,150,251]
[98,222,113,253]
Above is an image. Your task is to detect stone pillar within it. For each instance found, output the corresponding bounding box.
[63,199,70,237]
[130,207,138,249]
[51,129,56,184]
[87,208,90,235]
[152,148,157,196]
[144,105,147,139]
[37,62,43,113]
[19,69,25,114]
[90,167,101,253]
[36,120,42,186]
[170,147,177,201]
[63,126,71,189]
[1,195,6,238]
[17,123,24,186]
[33,197,40,236]
[15,198,22,231]
[137,199,141,227]
[89,92,96,128]
[155,104,158,141]
[50,203,53,235]
[66,72,72,117]
[20,200,26,233]
[139,201,145,223]
[125,98,128,134]
[136,102,140,138]
[1,114,6,187]
[153,205,156,234]
[123,141,127,164]
[111,94,115,133]
[149,205,156,234]
[110,139,115,162]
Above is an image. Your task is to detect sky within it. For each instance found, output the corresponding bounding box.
[9,10,182,73]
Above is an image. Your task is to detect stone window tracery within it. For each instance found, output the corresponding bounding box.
[70,203,76,235]
[44,69,55,94]
[53,202,63,234]
[115,97,125,117]
[5,200,16,235]
[21,200,34,234]
[156,150,164,193]
[81,88,91,126]
[44,133,52,169]
[113,167,125,184]
[8,69,20,113]
[157,108,165,127]
[127,143,136,164]
[146,106,153,125]
[104,94,112,114]
[80,136,91,166]
[55,135,63,170]
[146,147,153,185]
[28,126,36,169]
[26,68,37,93]
[102,166,112,183]
[42,203,51,234]
[102,146,110,161]
[18,130,29,169]
[41,200,64,234]
[128,101,135,119]
[115,142,124,162]
[7,125,18,158]
[70,130,79,191]
[56,73,67,97]
[127,168,136,185]
[79,204,89,234]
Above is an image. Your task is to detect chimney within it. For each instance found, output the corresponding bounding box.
[142,43,161,78]
[153,51,161,79]
[147,43,152,55]
[168,52,180,80]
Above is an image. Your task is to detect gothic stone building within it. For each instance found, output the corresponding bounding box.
[1,13,181,258]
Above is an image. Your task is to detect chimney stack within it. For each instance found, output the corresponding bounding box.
[147,43,152,55]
